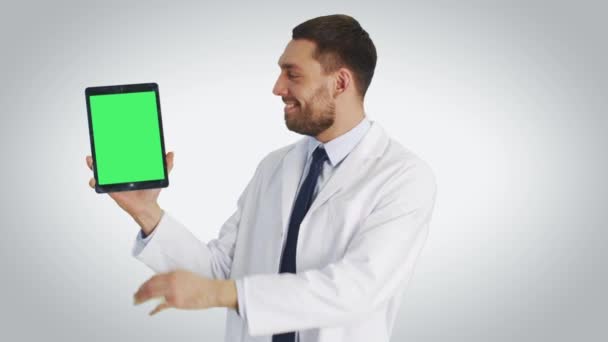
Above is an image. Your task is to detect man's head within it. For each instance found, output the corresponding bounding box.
[273,15,377,138]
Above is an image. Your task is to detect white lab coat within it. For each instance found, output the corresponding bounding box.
[134,121,437,342]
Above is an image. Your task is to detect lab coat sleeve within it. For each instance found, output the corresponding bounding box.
[131,223,159,256]
[132,163,262,280]
[235,278,247,319]
[241,161,437,336]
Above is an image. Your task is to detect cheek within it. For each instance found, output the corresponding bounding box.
[288,80,313,100]
[287,87,305,104]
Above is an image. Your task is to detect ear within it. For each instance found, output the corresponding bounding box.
[332,67,352,97]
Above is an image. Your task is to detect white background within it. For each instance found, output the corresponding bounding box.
[0,0,606,341]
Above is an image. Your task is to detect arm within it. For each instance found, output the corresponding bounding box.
[133,207,241,278]
[131,155,275,317]
[133,163,261,280]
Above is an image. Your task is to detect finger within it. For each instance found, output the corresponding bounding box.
[149,300,171,316]
[166,151,174,173]
[89,177,96,189]
[134,274,170,305]
[86,155,93,170]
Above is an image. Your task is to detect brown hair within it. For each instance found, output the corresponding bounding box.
[292,14,377,98]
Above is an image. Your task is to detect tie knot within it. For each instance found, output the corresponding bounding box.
[312,147,328,166]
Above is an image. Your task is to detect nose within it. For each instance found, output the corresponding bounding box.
[272,74,288,97]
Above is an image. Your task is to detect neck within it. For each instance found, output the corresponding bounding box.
[315,103,365,143]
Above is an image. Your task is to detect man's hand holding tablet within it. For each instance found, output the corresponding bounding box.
[85,151,174,236]
[85,82,173,236]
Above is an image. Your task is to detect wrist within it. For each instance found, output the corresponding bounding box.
[216,280,238,310]
[133,203,163,236]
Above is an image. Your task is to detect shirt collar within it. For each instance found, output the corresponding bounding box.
[306,117,371,167]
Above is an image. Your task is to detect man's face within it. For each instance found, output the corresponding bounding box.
[273,39,335,136]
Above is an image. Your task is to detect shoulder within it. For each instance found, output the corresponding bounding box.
[236,140,303,199]
[251,138,304,176]
[374,134,437,204]
[261,143,298,166]
[362,121,435,186]
[387,139,434,181]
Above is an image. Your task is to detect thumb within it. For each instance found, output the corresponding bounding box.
[149,298,171,316]
[166,151,174,173]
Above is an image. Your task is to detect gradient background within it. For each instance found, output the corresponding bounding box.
[1,0,606,341]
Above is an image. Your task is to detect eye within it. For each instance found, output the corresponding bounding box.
[287,72,300,79]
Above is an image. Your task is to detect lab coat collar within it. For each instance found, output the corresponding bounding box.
[280,120,388,233]
[305,117,371,167]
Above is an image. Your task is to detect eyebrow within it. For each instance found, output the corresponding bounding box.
[278,62,302,71]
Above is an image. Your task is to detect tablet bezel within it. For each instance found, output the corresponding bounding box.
[85,82,169,193]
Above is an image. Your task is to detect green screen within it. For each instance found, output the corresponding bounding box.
[90,91,165,185]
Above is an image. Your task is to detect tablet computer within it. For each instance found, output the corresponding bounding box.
[85,83,169,193]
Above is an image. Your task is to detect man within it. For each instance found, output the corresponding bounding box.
[86,14,436,342]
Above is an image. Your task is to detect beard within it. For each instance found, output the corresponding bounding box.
[284,84,335,136]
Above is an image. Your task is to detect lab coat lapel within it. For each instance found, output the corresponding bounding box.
[306,122,387,217]
[281,139,309,234]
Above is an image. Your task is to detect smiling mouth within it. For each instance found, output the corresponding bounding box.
[284,102,300,113]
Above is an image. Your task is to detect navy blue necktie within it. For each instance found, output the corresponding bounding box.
[272,147,328,342]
